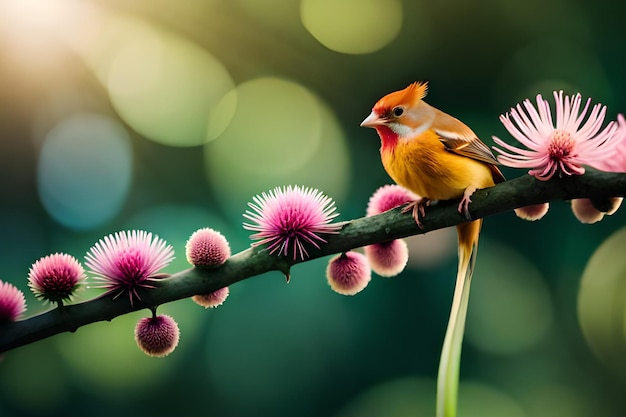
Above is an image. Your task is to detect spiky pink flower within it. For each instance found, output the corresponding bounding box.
[135,314,180,357]
[364,239,409,277]
[587,113,626,173]
[326,251,371,296]
[493,91,619,181]
[85,230,174,304]
[185,228,230,267]
[0,280,26,322]
[366,184,417,216]
[28,253,86,304]
[192,287,229,308]
[243,185,341,260]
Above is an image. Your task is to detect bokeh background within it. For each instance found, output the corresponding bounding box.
[1,0,626,416]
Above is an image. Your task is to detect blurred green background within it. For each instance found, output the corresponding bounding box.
[1,0,626,416]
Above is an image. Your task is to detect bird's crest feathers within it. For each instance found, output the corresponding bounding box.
[406,81,429,100]
[373,81,429,114]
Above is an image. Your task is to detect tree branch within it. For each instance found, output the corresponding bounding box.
[1,170,625,352]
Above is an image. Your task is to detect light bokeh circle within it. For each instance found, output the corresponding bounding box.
[204,77,351,223]
[300,0,403,54]
[206,77,322,174]
[578,226,626,376]
[37,113,132,230]
[102,17,234,147]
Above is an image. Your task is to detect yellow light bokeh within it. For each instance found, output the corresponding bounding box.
[578,226,626,376]
[104,18,234,147]
[74,16,235,147]
[300,0,403,54]
[0,0,99,72]
[207,77,322,173]
[204,77,351,222]
[0,0,71,33]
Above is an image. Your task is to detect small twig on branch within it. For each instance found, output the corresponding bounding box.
[1,169,625,352]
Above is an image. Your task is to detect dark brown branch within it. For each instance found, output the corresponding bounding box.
[1,169,625,352]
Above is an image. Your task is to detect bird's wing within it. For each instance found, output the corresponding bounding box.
[435,128,506,184]
[436,130,498,165]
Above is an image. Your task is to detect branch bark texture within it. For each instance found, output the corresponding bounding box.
[1,170,625,352]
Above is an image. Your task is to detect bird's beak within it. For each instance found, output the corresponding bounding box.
[360,111,385,128]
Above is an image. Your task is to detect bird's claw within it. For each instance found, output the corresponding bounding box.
[402,197,431,229]
[458,186,477,220]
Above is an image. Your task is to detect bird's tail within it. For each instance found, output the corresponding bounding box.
[436,219,482,417]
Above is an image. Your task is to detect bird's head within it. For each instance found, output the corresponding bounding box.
[361,81,433,148]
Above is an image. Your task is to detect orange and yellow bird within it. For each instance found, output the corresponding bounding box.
[361,81,504,417]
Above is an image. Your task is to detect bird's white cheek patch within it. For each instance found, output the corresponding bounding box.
[391,122,432,143]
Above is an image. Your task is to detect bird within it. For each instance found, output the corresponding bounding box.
[361,81,504,417]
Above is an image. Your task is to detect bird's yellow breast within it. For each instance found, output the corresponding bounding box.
[381,130,496,200]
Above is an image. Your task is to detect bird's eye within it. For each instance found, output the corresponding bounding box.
[392,107,404,117]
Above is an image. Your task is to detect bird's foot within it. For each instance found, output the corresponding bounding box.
[402,197,431,228]
[458,186,477,220]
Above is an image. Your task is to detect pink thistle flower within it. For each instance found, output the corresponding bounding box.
[85,230,174,304]
[243,185,341,261]
[185,228,231,267]
[192,287,229,308]
[364,239,409,277]
[326,251,371,296]
[366,184,418,216]
[587,113,626,173]
[493,91,619,181]
[135,314,180,357]
[28,253,86,304]
[0,280,26,322]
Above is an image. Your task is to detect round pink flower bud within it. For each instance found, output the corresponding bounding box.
[364,239,409,277]
[367,184,417,216]
[192,287,229,308]
[185,228,231,267]
[28,253,86,304]
[135,314,180,357]
[326,251,371,296]
[0,280,26,322]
